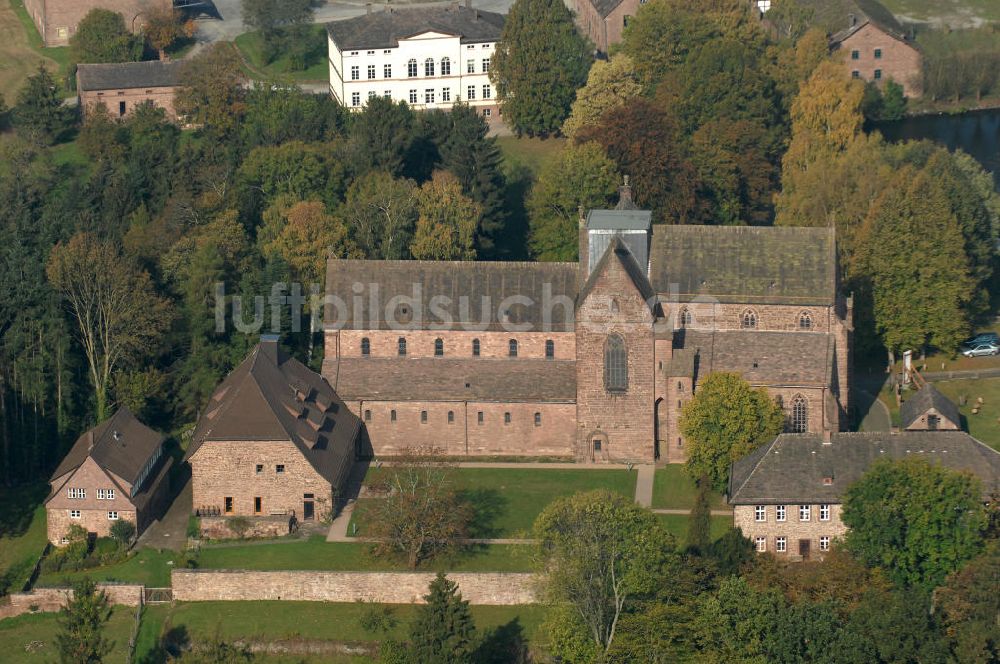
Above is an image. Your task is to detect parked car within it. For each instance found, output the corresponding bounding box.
[964,332,1000,347]
[961,342,1000,357]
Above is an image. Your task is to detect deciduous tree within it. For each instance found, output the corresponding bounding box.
[143,5,193,61]
[56,578,113,664]
[527,142,619,260]
[410,171,479,260]
[175,44,248,136]
[841,457,987,590]
[936,543,1000,663]
[339,171,418,260]
[490,0,591,136]
[679,372,784,493]
[562,55,642,140]
[47,233,171,421]
[408,573,478,663]
[534,489,676,656]
[70,9,143,66]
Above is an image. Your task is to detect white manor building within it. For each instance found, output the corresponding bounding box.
[326,3,504,126]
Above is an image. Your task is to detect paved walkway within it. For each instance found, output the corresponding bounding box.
[138,477,192,552]
[652,509,733,516]
[634,465,654,507]
[375,461,636,469]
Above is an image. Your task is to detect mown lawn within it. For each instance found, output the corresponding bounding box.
[0,484,48,596]
[656,514,733,547]
[349,467,637,538]
[197,536,535,573]
[930,378,1000,451]
[880,0,1000,24]
[233,26,329,83]
[497,136,565,176]
[35,547,178,588]
[651,465,727,510]
[5,0,70,96]
[0,607,133,663]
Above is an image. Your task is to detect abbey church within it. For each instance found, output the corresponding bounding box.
[322,185,852,464]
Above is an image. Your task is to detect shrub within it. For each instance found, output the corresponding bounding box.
[226,516,252,539]
[109,520,136,549]
[359,602,399,634]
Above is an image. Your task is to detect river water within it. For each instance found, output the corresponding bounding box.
[874,108,1000,190]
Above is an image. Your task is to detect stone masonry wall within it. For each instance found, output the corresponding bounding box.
[79,87,179,122]
[190,441,334,522]
[734,503,848,562]
[672,302,834,334]
[336,330,576,361]
[199,515,293,540]
[172,570,536,605]
[24,0,171,47]
[838,23,923,97]
[0,584,142,620]
[47,456,139,545]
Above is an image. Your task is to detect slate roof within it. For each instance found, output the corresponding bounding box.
[76,60,185,92]
[729,431,1000,504]
[333,358,577,402]
[187,339,359,485]
[50,408,164,488]
[326,6,504,51]
[678,330,833,386]
[325,260,578,332]
[791,0,908,42]
[578,236,657,311]
[586,0,628,19]
[900,384,962,429]
[648,225,837,305]
[586,209,652,231]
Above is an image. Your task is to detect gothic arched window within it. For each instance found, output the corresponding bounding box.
[798,311,813,330]
[545,340,555,359]
[361,337,370,356]
[434,338,444,356]
[679,307,692,328]
[790,395,809,433]
[472,338,481,356]
[397,337,407,356]
[741,309,758,329]
[509,339,518,357]
[604,334,628,392]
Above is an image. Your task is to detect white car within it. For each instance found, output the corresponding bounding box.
[961,342,1000,357]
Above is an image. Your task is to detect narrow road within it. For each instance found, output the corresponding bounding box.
[634,465,654,507]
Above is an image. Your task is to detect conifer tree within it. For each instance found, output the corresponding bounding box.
[408,573,478,664]
[687,478,712,554]
[14,64,74,145]
[56,579,113,664]
[491,0,591,136]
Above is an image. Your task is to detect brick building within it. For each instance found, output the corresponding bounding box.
[23,0,170,47]
[568,0,642,54]
[46,408,172,546]
[323,185,852,464]
[900,383,961,431]
[730,428,1000,561]
[187,337,360,525]
[77,60,184,121]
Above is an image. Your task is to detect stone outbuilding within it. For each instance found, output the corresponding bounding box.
[187,337,360,526]
[568,0,642,54]
[23,0,170,47]
[729,430,1000,561]
[900,383,961,431]
[46,408,172,546]
[77,60,185,121]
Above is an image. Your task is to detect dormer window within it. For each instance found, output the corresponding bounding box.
[822,476,833,486]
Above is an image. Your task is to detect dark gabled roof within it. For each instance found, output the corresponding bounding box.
[585,0,628,19]
[792,0,908,42]
[679,330,834,387]
[900,384,962,429]
[729,431,1000,504]
[648,225,837,305]
[578,236,657,311]
[324,260,578,332]
[187,340,359,484]
[333,358,577,402]
[326,6,504,51]
[50,408,164,487]
[586,209,652,231]
[76,60,185,92]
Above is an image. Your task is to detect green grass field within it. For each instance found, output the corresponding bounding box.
[35,547,178,588]
[0,484,48,596]
[349,467,637,538]
[3,0,70,98]
[929,378,1000,451]
[651,465,727,510]
[880,0,1000,25]
[497,136,565,176]
[233,26,329,83]
[656,514,733,546]
[0,607,134,662]
[197,536,535,573]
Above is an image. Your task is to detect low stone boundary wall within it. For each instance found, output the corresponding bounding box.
[172,569,536,605]
[0,584,143,620]
[200,515,293,540]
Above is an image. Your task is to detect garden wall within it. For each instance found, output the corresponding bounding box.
[172,570,536,605]
[0,584,143,620]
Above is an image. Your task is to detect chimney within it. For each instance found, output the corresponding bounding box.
[87,431,95,452]
[848,13,856,27]
[260,334,280,364]
[366,2,372,14]
[617,175,633,208]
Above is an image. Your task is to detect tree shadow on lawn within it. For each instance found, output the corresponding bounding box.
[0,482,47,538]
[475,618,530,664]
[457,488,508,539]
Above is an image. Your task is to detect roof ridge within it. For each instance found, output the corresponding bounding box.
[730,437,779,499]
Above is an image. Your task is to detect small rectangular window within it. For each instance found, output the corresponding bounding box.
[224,497,233,513]
[256,464,263,474]
[799,505,811,521]
[819,504,830,521]
[776,536,786,553]
[364,409,372,422]
[384,64,392,78]
[367,64,376,79]
[504,412,511,425]
[593,439,602,452]
[481,58,490,73]
[70,510,81,519]
[442,87,451,102]
[276,464,285,474]
[425,89,435,104]
[776,505,786,522]
[448,411,455,424]
[409,90,417,104]
[391,410,397,422]
[851,70,860,79]
[873,69,882,80]
[819,536,830,551]
[482,84,492,99]
[851,49,860,60]
[108,511,119,520]
[467,59,475,73]
[421,410,428,423]
[874,48,882,59]
[755,537,766,552]
[351,92,361,107]
[254,497,262,513]
[351,65,360,80]
[754,505,766,522]
[467,85,476,100]
[477,411,484,424]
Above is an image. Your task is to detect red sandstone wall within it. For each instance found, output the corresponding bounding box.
[337,330,576,360]
[839,23,922,97]
[27,0,171,47]
[46,457,139,545]
[79,86,179,121]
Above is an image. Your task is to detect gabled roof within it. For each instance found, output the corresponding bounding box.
[324,260,578,332]
[648,225,837,305]
[679,330,834,387]
[792,0,909,43]
[76,60,185,91]
[326,6,504,51]
[900,384,962,429]
[187,339,359,484]
[729,431,1000,504]
[578,236,657,311]
[50,408,163,487]
[333,358,577,402]
[583,0,629,19]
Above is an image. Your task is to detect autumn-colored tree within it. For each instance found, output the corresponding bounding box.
[263,200,355,281]
[562,55,642,140]
[767,28,830,107]
[367,448,473,568]
[579,99,701,224]
[858,167,975,362]
[339,171,418,260]
[47,233,171,421]
[161,209,251,283]
[143,5,194,60]
[490,0,591,136]
[70,8,143,66]
[680,372,785,493]
[175,44,248,135]
[410,171,479,261]
[935,543,1000,662]
[527,142,619,260]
